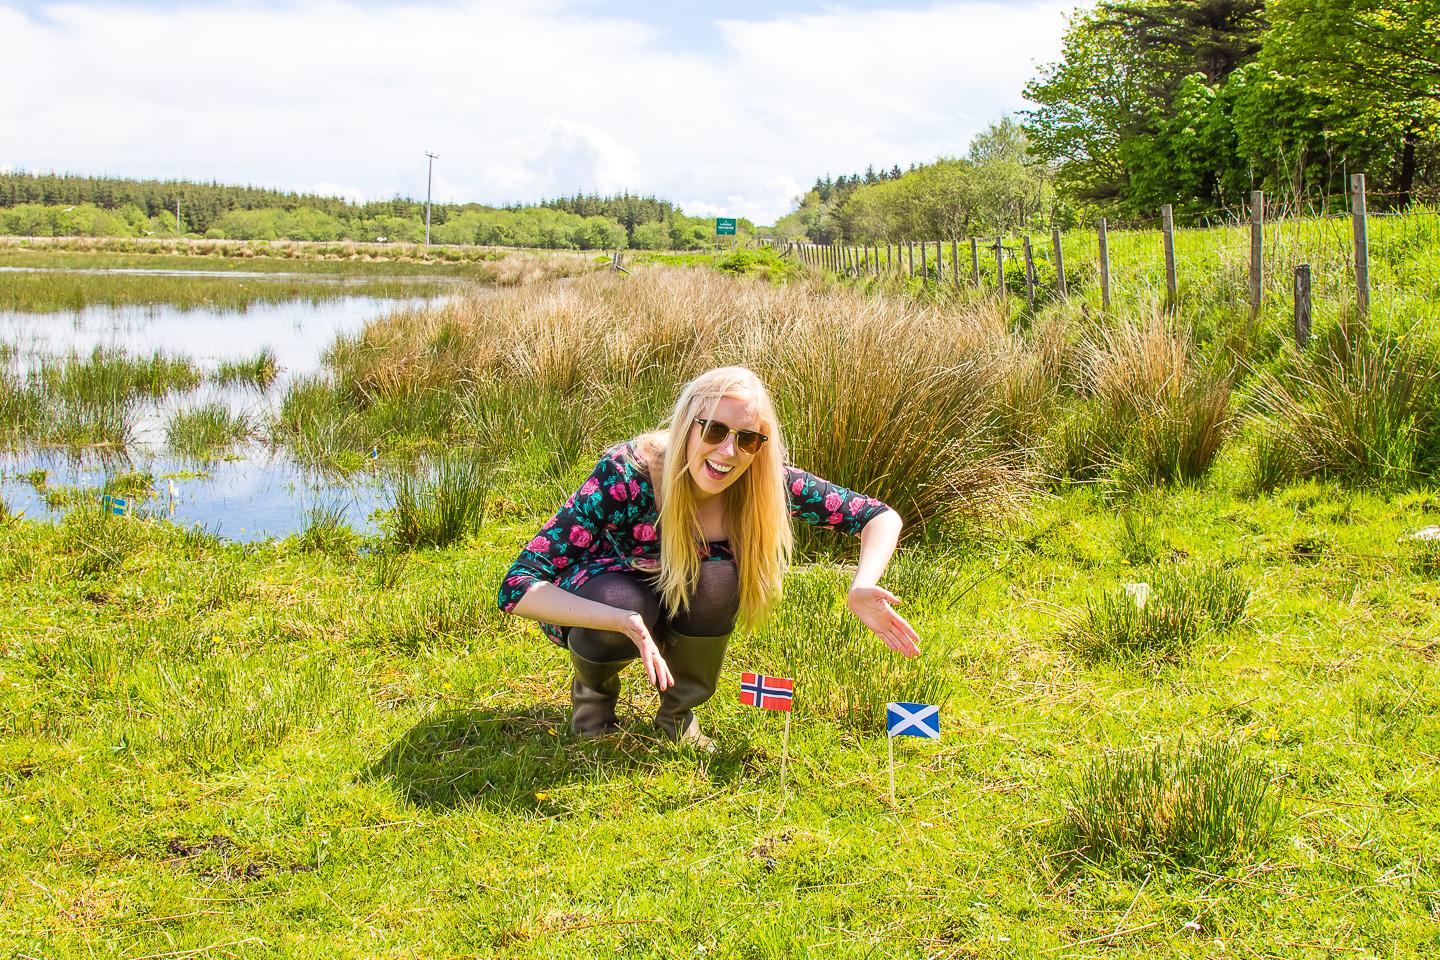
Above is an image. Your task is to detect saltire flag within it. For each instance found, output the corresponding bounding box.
[101,495,128,517]
[739,672,794,712]
[886,702,940,740]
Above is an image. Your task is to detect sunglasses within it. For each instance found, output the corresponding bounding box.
[694,418,768,455]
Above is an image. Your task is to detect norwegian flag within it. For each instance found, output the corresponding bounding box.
[739,672,794,712]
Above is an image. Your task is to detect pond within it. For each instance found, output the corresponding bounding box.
[1,270,465,541]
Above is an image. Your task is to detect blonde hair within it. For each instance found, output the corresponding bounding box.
[636,366,793,630]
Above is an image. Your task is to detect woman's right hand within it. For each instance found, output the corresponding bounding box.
[615,609,674,690]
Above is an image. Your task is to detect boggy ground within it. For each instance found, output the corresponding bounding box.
[1,473,1437,957]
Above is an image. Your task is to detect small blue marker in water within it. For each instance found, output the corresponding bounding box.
[101,495,128,517]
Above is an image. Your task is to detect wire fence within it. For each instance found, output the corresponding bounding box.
[777,175,1440,347]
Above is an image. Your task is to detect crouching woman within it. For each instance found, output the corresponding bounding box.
[496,365,920,748]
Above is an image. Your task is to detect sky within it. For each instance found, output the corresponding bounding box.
[0,0,1078,224]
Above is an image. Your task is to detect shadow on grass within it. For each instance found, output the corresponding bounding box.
[365,705,758,813]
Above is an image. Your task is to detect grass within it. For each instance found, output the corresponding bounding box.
[1056,738,1283,873]
[2,480,1438,955]
[2,225,1440,954]
[0,236,601,277]
[212,348,279,388]
[165,402,255,456]
[1061,561,1251,667]
[383,454,491,550]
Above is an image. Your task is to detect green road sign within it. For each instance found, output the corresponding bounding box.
[715,217,737,236]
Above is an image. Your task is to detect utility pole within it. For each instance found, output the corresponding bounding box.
[424,151,439,246]
[175,196,181,233]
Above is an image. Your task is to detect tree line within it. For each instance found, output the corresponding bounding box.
[0,174,745,250]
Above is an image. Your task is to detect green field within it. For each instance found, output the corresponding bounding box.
[2,233,1439,956]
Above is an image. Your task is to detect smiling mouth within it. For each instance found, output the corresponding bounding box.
[703,458,734,479]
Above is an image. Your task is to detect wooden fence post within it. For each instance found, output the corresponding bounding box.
[1052,225,1067,298]
[1351,173,1369,324]
[994,237,1006,299]
[1022,236,1036,309]
[970,238,980,286]
[1294,264,1312,350]
[921,240,930,288]
[951,239,960,290]
[1249,190,1264,317]
[935,240,943,285]
[907,241,915,278]
[1161,203,1177,309]
[1097,218,1111,311]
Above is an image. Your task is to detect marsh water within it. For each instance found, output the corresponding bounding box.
[1,269,461,541]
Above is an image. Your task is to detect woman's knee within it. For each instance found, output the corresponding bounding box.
[567,572,662,662]
[669,560,739,636]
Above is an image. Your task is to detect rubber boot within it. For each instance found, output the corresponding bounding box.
[654,630,730,752]
[569,651,626,738]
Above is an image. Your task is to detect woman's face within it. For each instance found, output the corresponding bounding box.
[685,394,765,500]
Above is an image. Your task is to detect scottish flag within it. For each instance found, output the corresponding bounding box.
[887,702,939,739]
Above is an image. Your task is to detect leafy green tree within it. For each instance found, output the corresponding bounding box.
[1259,0,1440,206]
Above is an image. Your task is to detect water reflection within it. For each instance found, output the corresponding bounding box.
[1,292,447,541]
[3,446,388,543]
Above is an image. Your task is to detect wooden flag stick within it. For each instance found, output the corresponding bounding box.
[779,712,792,793]
[887,733,896,804]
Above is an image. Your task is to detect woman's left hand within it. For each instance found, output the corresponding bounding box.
[846,585,921,657]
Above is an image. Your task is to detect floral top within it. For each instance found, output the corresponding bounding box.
[497,440,891,645]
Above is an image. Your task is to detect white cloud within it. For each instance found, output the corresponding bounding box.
[0,1,1074,224]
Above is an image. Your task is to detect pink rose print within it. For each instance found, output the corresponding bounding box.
[609,482,629,502]
[633,522,657,542]
[579,477,599,497]
[541,517,558,530]
[791,477,805,496]
[824,492,843,512]
[568,527,593,548]
[847,497,864,516]
[572,570,590,587]
[525,536,550,553]
[504,575,525,586]
[628,478,641,499]
[827,512,844,525]
[552,557,570,569]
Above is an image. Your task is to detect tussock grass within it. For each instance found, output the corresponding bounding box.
[1049,317,1232,485]
[1252,327,1440,486]
[383,455,490,550]
[165,402,254,455]
[293,504,359,555]
[1057,739,1283,872]
[1063,562,1250,666]
[213,348,278,388]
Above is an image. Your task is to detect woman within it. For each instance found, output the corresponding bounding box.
[497,366,920,748]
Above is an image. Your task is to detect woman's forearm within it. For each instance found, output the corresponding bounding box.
[509,581,630,633]
[851,508,902,590]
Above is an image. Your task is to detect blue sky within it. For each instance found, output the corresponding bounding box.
[0,0,1079,223]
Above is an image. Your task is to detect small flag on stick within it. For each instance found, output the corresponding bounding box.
[740,672,794,712]
[885,702,940,803]
[101,495,128,517]
[740,672,795,792]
